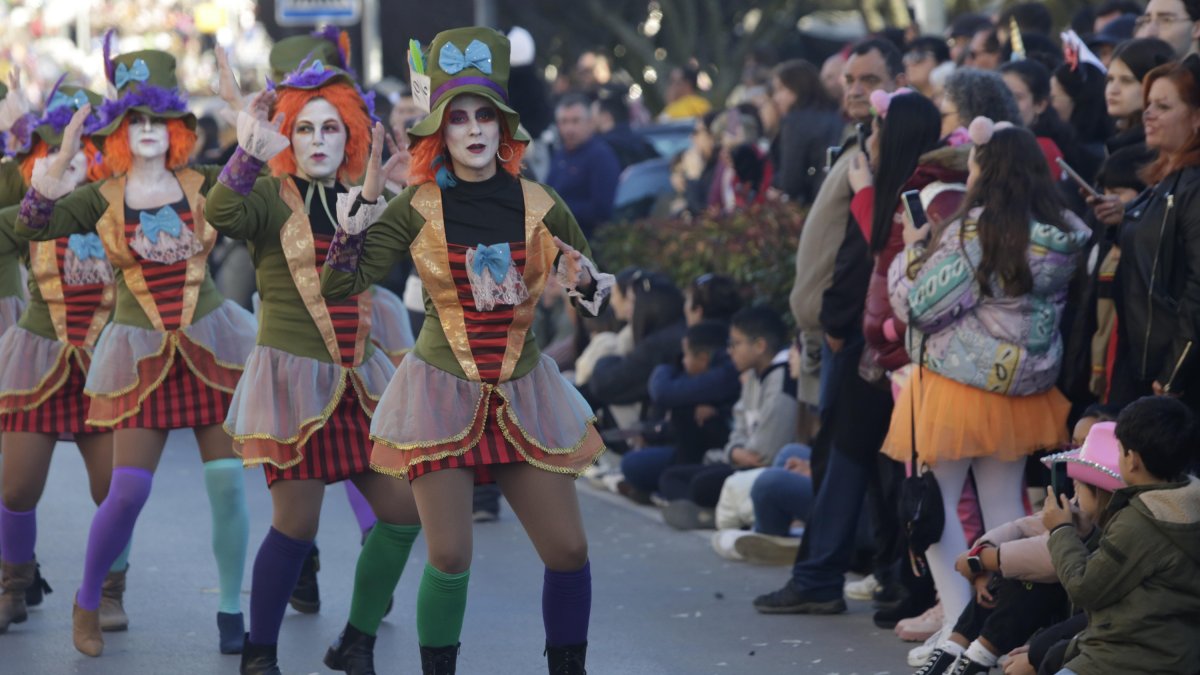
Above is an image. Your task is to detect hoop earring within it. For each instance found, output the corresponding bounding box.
[496,142,515,163]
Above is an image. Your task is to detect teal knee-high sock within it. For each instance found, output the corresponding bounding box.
[109,539,132,572]
[203,458,249,615]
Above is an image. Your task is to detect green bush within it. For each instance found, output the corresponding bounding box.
[594,202,806,322]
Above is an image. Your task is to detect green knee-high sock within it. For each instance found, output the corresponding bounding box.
[203,458,249,615]
[109,539,133,573]
[416,563,470,648]
[347,522,420,634]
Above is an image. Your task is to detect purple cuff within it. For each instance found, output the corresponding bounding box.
[18,188,56,231]
[326,228,366,273]
[218,147,266,196]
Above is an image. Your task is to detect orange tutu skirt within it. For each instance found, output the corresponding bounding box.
[882,369,1069,466]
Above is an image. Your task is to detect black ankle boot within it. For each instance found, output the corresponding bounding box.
[419,643,459,675]
[239,635,282,675]
[25,562,51,607]
[323,623,377,674]
[289,545,320,613]
[546,642,588,675]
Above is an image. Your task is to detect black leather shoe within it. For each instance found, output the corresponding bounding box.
[217,612,244,654]
[323,623,377,674]
[546,642,588,675]
[289,545,320,613]
[753,580,846,615]
[239,636,282,675]
[419,643,460,675]
[24,562,51,607]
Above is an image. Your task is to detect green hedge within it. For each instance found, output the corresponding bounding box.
[594,202,806,322]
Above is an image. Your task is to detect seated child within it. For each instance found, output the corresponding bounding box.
[618,320,741,501]
[1042,396,1200,675]
[913,409,1121,675]
[658,306,798,529]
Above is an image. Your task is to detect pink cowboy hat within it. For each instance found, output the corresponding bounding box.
[1041,421,1125,493]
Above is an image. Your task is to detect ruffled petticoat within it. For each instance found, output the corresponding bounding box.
[0,326,101,434]
[0,296,25,334]
[369,353,606,482]
[369,285,415,365]
[84,300,256,428]
[224,345,394,472]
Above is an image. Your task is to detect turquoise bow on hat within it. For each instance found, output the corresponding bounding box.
[49,90,91,112]
[139,206,183,244]
[439,40,493,75]
[115,59,151,89]
[67,233,106,262]
[472,242,511,282]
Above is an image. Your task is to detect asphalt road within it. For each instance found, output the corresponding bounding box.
[1,433,912,674]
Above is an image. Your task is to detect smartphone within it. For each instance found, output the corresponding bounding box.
[1051,462,1075,500]
[1056,157,1100,198]
[902,189,928,229]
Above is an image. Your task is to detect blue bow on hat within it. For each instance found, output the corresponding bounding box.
[48,90,91,112]
[139,206,184,244]
[439,40,493,75]
[67,233,106,262]
[115,59,150,89]
[472,242,511,282]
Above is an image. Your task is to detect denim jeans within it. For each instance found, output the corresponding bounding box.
[751,444,814,536]
[619,446,675,494]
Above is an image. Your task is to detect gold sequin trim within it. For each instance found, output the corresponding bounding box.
[31,240,69,343]
[368,383,491,461]
[0,344,74,413]
[226,367,350,448]
[175,337,240,395]
[98,178,165,332]
[84,337,177,427]
[279,178,345,364]
[179,170,215,330]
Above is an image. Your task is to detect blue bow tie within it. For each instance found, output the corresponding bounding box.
[139,206,183,244]
[67,233,106,262]
[439,40,493,76]
[472,243,511,283]
[49,90,91,112]
[115,59,150,90]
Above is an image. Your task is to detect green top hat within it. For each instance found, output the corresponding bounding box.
[35,82,104,148]
[91,35,195,139]
[407,26,529,143]
[270,27,356,89]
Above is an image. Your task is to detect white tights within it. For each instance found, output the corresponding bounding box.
[926,455,1028,635]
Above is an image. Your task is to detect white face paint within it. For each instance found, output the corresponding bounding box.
[128,112,170,161]
[47,149,89,190]
[291,98,347,184]
[443,94,500,181]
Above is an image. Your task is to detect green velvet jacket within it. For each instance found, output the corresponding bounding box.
[320,179,597,383]
[13,167,224,332]
[0,205,25,302]
[205,174,378,365]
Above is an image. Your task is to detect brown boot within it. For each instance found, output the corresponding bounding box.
[99,567,129,632]
[1,560,36,633]
[72,600,104,657]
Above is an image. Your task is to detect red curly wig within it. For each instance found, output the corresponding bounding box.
[19,137,111,187]
[103,117,196,174]
[408,103,526,186]
[268,82,373,184]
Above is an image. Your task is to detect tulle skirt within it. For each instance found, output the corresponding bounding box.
[882,369,1070,466]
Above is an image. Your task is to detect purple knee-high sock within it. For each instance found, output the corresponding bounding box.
[344,481,377,535]
[0,505,37,564]
[77,467,153,610]
[248,527,314,646]
[543,561,592,647]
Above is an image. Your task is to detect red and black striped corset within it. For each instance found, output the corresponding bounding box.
[313,233,364,367]
[55,239,107,347]
[447,242,527,384]
[123,202,193,332]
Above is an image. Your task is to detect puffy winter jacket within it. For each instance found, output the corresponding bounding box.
[889,207,1090,396]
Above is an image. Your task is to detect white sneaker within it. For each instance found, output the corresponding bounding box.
[908,625,949,667]
[710,530,749,561]
[599,472,625,493]
[733,532,800,566]
[843,574,881,601]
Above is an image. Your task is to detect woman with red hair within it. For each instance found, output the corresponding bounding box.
[321,27,611,675]
[205,33,422,675]
[14,44,256,658]
[0,82,129,636]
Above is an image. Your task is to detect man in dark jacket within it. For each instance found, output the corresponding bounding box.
[547,93,622,238]
[593,91,658,170]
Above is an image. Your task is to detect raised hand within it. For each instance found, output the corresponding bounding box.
[214,46,245,112]
[553,236,593,289]
[362,122,405,203]
[48,104,91,179]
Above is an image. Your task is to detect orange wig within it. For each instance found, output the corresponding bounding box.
[268,82,373,184]
[19,137,111,186]
[408,103,526,186]
[102,117,196,174]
